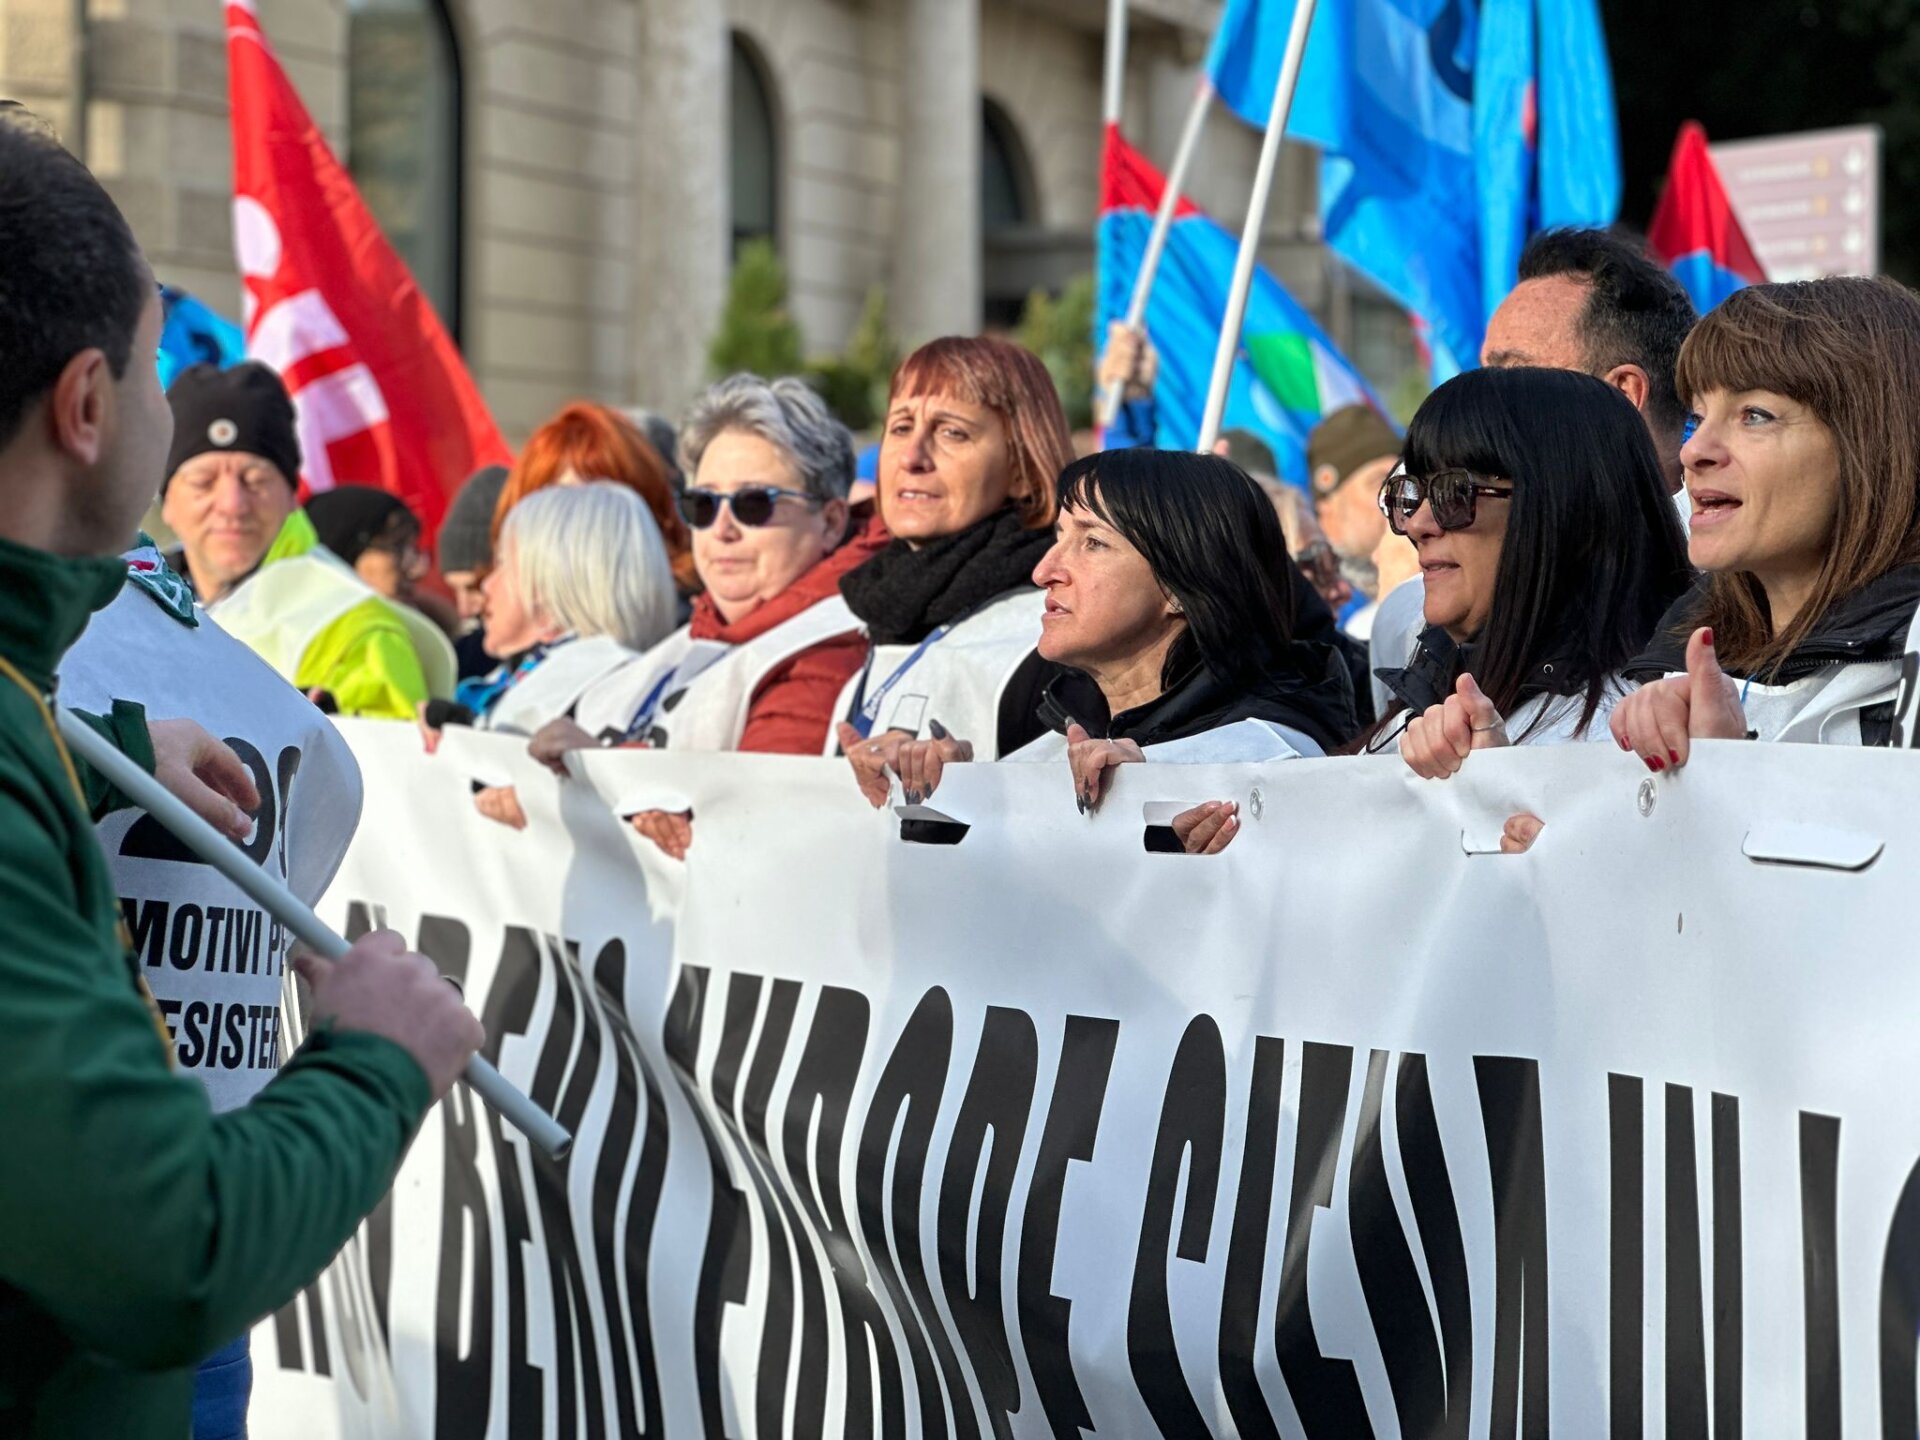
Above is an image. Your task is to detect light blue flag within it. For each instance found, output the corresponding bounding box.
[1206,0,1621,377]
[157,284,246,390]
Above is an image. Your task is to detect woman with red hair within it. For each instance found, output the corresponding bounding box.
[834,335,1075,798]
[494,400,697,597]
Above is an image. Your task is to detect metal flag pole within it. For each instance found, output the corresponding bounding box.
[1100,0,1128,129]
[1094,77,1214,431]
[57,707,573,1161]
[1195,0,1320,454]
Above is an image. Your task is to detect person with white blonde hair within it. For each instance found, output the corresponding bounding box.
[422,481,677,826]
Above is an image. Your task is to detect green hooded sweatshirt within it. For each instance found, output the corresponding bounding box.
[0,533,432,1437]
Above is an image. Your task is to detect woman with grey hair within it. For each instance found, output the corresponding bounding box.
[464,481,675,726]
[431,481,676,826]
[534,373,885,854]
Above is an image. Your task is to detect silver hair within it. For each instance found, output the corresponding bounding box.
[678,373,855,502]
[499,481,676,653]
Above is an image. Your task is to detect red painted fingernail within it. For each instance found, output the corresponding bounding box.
[1668,750,1681,766]
[1646,756,1664,773]
[1702,628,1715,647]
[1617,735,1630,752]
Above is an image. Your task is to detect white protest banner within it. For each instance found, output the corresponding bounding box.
[251,721,1920,1437]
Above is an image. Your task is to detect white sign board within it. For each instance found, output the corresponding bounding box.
[249,723,1920,1437]
[1712,125,1881,282]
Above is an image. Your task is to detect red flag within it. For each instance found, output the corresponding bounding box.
[1646,122,1767,312]
[225,0,509,539]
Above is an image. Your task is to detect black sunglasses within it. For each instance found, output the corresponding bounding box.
[678,485,821,529]
[1377,467,1514,536]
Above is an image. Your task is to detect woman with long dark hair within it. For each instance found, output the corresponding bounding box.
[884,448,1357,826]
[1377,365,1692,777]
[1614,277,1920,762]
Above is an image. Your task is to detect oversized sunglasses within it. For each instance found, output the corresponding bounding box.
[1377,467,1514,536]
[677,485,821,529]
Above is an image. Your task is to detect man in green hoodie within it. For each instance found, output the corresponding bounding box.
[0,119,484,1438]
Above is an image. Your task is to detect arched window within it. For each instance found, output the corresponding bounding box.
[981,98,1040,328]
[346,0,462,334]
[730,34,779,258]
[981,98,1036,232]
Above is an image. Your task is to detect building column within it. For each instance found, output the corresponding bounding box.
[891,0,980,345]
[0,0,84,146]
[630,0,728,414]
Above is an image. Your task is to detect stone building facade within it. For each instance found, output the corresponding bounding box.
[0,0,1405,441]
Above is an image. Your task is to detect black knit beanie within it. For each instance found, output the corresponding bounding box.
[164,361,302,492]
[306,486,413,566]
[436,464,509,574]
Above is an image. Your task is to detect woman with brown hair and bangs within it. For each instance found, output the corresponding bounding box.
[1615,276,1920,761]
[834,335,1076,797]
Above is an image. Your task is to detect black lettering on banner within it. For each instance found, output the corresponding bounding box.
[1877,1149,1920,1436]
[1665,1086,1708,1439]
[272,1282,333,1377]
[1801,1112,1842,1436]
[586,939,667,1440]
[225,737,275,867]
[1275,1041,1371,1437]
[1220,1036,1285,1440]
[122,735,278,866]
[179,1002,209,1068]
[940,1006,1039,1440]
[1609,1074,1644,1440]
[781,987,902,1440]
[1127,1015,1226,1436]
[121,897,168,967]
[205,906,228,973]
[156,996,182,1045]
[663,965,751,1439]
[1711,1094,1742,1440]
[1476,1056,1550,1440]
[413,915,489,1439]
[479,926,549,1437]
[272,745,302,882]
[526,937,607,1438]
[857,988,966,1440]
[1018,1015,1119,1439]
[705,974,799,1438]
[169,904,204,971]
[739,980,830,1440]
[219,994,246,1067]
[1353,1050,1450,1438]
[1392,1054,1473,1440]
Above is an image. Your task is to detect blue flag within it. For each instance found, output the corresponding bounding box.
[157,284,246,390]
[1099,125,1390,482]
[1207,0,1621,375]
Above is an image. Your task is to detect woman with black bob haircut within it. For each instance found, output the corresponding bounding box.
[885,447,1358,834]
[1376,365,1691,779]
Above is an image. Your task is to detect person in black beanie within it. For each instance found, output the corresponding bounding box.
[160,362,454,716]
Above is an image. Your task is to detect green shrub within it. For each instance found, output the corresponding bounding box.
[709,239,804,380]
[1016,274,1097,429]
[805,287,897,430]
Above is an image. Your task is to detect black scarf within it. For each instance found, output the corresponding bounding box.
[840,507,1053,645]
[1036,644,1358,757]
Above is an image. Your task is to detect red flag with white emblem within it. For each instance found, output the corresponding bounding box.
[224,0,508,539]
